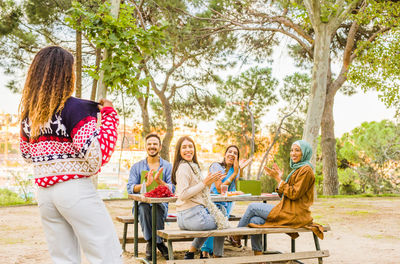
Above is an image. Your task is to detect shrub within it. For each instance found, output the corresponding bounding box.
[338,168,361,195]
[0,188,28,206]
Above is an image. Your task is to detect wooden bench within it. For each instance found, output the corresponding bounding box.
[116,215,243,251]
[157,226,331,264]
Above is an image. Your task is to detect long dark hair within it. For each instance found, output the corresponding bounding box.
[19,46,75,138]
[172,136,198,185]
[220,145,240,168]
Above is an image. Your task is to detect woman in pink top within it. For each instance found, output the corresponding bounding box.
[19,46,122,263]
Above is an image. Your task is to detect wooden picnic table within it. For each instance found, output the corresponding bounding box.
[128,193,280,264]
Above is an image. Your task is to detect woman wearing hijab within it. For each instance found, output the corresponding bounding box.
[231,140,323,255]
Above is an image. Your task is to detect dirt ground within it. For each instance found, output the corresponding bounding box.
[1,197,399,264]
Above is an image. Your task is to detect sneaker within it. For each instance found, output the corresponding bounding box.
[184,251,195,259]
[157,242,169,260]
[146,240,152,261]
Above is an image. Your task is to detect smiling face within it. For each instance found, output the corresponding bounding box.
[146,137,161,158]
[290,144,303,163]
[224,146,239,166]
[180,139,195,162]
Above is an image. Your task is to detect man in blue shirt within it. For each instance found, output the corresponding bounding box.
[127,133,174,261]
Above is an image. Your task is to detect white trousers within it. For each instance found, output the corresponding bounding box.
[37,177,123,264]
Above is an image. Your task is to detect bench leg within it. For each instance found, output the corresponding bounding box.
[122,223,128,252]
[262,200,267,252]
[244,235,248,247]
[134,201,139,257]
[313,233,323,264]
[167,240,174,260]
[152,203,157,264]
[263,234,267,252]
[291,238,295,253]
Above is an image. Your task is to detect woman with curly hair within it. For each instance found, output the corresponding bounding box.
[19,46,122,263]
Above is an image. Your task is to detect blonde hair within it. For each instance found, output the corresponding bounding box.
[19,46,75,138]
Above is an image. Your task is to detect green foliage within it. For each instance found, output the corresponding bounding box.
[338,168,361,195]
[0,188,28,206]
[268,72,310,180]
[215,67,278,155]
[260,174,277,193]
[67,0,168,95]
[23,0,71,25]
[0,0,22,35]
[348,1,400,114]
[0,0,77,92]
[338,120,400,194]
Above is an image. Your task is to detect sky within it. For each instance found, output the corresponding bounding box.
[0,39,397,138]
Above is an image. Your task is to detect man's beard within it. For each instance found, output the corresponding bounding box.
[148,150,159,157]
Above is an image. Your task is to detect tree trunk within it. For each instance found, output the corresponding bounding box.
[302,25,332,163]
[137,96,150,136]
[246,104,255,179]
[75,28,82,98]
[91,47,102,101]
[158,95,173,162]
[96,0,120,101]
[321,85,339,195]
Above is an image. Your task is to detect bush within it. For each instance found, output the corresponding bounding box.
[338,168,361,195]
[260,174,277,193]
[0,188,28,206]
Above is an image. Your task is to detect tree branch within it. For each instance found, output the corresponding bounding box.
[256,95,304,179]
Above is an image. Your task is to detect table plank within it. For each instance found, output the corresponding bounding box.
[157,226,331,239]
[128,194,280,203]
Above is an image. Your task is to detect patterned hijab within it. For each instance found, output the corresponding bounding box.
[286,140,314,183]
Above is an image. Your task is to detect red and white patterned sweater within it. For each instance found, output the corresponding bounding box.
[19,97,119,188]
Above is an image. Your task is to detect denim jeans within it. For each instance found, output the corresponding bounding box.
[238,203,275,251]
[136,203,167,244]
[177,205,225,256]
[200,203,227,254]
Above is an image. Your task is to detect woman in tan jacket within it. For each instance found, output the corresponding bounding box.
[233,140,318,255]
[172,136,229,259]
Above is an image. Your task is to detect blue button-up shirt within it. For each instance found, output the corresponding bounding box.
[127,157,174,214]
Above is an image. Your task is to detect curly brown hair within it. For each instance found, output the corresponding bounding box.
[19,46,75,138]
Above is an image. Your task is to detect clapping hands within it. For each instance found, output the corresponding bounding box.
[203,171,225,186]
[239,157,253,170]
[145,168,164,187]
[264,163,283,182]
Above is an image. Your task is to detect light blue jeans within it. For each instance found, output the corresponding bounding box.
[200,203,227,254]
[238,203,275,251]
[177,205,225,256]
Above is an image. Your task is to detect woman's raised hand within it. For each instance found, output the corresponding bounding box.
[203,171,225,186]
[233,156,239,173]
[264,163,283,182]
[239,157,253,170]
[98,98,114,110]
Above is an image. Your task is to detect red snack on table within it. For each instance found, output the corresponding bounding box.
[144,185,174,198]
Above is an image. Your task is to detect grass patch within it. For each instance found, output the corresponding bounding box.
[364,234,400,240]
[318,193,400,198]
[0,237,24,245]
[345,210,378,216]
